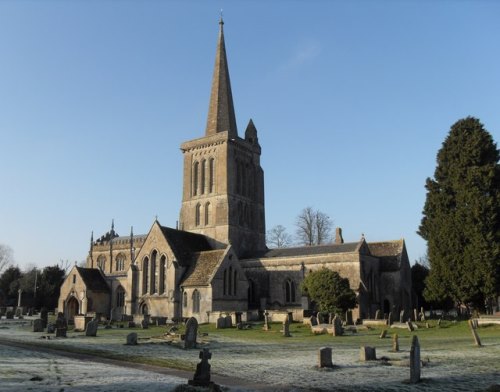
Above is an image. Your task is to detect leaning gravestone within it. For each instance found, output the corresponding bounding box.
[374,309,381,320]
[85,319,99,337]
[468,319,482,347]
[392,333,399,352]
[184,317,198,349]
[409,335,421,383]
[216,316,225,329]
[188,349,216,389]
[360,346,377,361]
[318,347,333,368]
[407,321,414,332]
[379,329,387,339]
[33,319,44,332]
[332,315,343,336]
[126,332,138,345]
[40,307,48,328]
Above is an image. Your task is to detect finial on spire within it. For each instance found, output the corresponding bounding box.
[111,219,115,231]
[220,9,224,25]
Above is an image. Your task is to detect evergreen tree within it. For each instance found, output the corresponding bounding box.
[418,117,500,311]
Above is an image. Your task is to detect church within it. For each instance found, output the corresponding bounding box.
[58,19,412,324]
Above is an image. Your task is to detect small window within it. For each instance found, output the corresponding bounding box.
[72,274,76,284]
[195,204,201,226]
[183,291,187,308]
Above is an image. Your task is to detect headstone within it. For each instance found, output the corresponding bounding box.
[188,349,214,388]
[282,319,291,337]
[15,308,22,317]
[47,323,55,334]
[141,318,149,329]
[333,315,343,336]
[55,312,67,337]
[426,322,430,329]
[5,310,14,319]
[85,319,99,337]
[392,333,399,352]
[317,312,327,324]
[374,309,381,320]
[468,319,482,346]
[263,312,271,331]
[33,319,44,332]
[399,310,405,323]
[437,318,442,327]
[420,307,426,321]
[40,308,48,328]
[126,332,138,345]
[345,310,353,326]
[379,329,387,339]
[387,312,393,326]
[216,316,225,329]
[409,335,421,383]
[359,346,377,361]
[407,321,414,332]
[318,347,333,368]
[310,316,318,326]
[224,315,232,328]
[184,317,198,349]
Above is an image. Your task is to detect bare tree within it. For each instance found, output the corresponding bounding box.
[296,207,333,246]
[266,225,292,248]
[0,244,13,275]
[59,259,72,274]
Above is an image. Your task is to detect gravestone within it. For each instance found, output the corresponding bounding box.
[374,309,381,320]
[216,316,225,329]
[141,318,149,329]
[399,310,405,323]
[282,319,291,337]
[413,308,418,322]
[437,318,442,327]
[33,319,44,332]
[407,321,414,332]
[359,346,377,361]
[40,308,48,328]
[332,315,343,336]
[126,332,138,345]
[420,307,426,321]
[392,333,399,352]
[379,329,387,339]
[188,349,214,388]
[5,310,14,319]
[317,312,327,324]
[263,312,271,331]
[85,319,99,337]
[409,335,421,383]
[184,317,198,349]
[318,347,333,368]
[345,310,353,325]
[224,315,232,328]
[468,319,482,346]
[310,316,318,326]
[387,312,393,325]
[47,323,55,333]
[55,312,67,338]
[15,308,22,317]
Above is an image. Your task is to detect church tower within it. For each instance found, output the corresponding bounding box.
[179,18,266,257]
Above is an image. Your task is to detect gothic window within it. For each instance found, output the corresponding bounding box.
[183,291,187,308]
[201,159,206,194]
[116,286,125,307]
[142,257,149,295]
[72,274,76,284]
[228,266,233,296]
[115,253,126,272]
[205,202,211,225]
[97,255,106,271]
[159,255,166,294]
[192,289,201,313]
[233,269,238,296]
[150,250,157,294]
[193,161,199,196]
[223,269,227,295]
[285,279,296,303]
[195,203,201,226]
[209,158,215,193]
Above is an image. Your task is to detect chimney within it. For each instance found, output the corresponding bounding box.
[335,227,344,244]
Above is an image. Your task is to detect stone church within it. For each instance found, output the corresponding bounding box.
[58,19,412,324]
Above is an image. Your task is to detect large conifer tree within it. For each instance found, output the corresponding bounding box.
[418,117,500,311]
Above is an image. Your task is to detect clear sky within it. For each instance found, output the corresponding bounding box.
[1,0,499,270]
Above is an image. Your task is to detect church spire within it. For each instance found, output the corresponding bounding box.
[205,16,238,138]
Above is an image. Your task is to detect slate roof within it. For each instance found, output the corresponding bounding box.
[76,267,110,292]
[368,240,404,272]
[160,226,213,266]
[253,241,362,259]
[181,249,226,287]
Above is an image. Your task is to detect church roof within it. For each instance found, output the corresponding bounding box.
[160,226,213,266]
[181,249,226,287]
[76,267,109,292]
[368,240,404,272]
[205,17,238,138]
[256,241,362,259]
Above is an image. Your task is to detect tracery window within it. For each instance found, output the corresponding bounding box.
[150,250,157,294]
[142,257,149,295]
[159,255,166,294]
[115,253,126,272]
[285,279,296,303]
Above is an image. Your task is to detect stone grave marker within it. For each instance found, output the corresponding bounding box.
[437,318,442,327]
[263,312,271,331]
[318,347,333,368]
[5,310,14,319]
[282,319,291,337]
[332,315,343,336]
[188,348,215,388]
[317,312,327,324]
[184,317,198,349]
[141,318,149,329]
[216,316,225,329]
[379,329,387,339]
[310,316,318,326]
[413,308,418,322]
[387,312,393,325]
[392,333,399,352]
[47,323,55,334]
[224,315,232,328]
[126,332,138,345]
[40,307,48,328]
[406,321,414,332]
[399,310,405,323]
[374,309,381,320]
[468,319,482,347]
[33,319,44,332]
[85,318,99,337]
[409,335,421,383]
[55,312,67,338]
[359,346,377,361]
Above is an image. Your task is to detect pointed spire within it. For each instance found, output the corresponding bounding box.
[205,17,238,138]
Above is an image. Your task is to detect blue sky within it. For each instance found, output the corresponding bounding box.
[1,1,499,269]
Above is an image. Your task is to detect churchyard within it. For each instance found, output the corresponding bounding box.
[0,316,499,391]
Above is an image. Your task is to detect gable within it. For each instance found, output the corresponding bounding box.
[76,267,110,292]
[181,249,226,287]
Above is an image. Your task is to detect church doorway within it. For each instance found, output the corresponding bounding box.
[66,297,79,320]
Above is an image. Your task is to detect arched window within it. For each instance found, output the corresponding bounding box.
[209,158,215,193]
[97,255,106,271]
[205,202,211,225]
[195,203,201,226]
[115,253,126,272]
[150,250,157,294]
[192,289,200,313]
[223,269,227,295]
[193,161,199,196]
[159,255,166,294]
[233,269,238,296]
[285,279,296,303]
[142,257,149,295]
[201,159,206,194]
[116,286,125,307]
[183,291,187,308]
[228,266,233,296]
